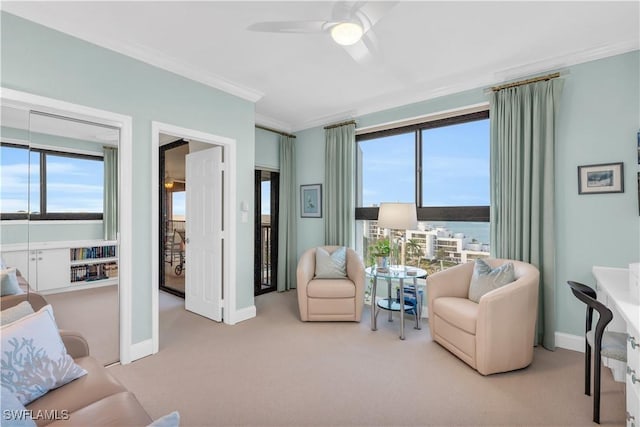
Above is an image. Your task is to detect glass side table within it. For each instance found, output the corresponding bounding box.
[365,265,427,340]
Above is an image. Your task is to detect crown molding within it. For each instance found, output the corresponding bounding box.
[89,38,265,103]
[292,110,359,133]
[493,39,639,82]
[255,113,293,134]
[290,40,639,132]
[7,12,264,103]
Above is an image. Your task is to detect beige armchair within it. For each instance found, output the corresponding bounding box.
[427,258,539,375]
[297,246,365,322]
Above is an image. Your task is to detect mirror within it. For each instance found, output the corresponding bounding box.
[27,111,120,365]
[1,107,120,365]
[0,105,31,297]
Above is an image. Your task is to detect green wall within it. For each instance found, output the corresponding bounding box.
[1,12,256,344]
[255,127,280,170]
[294,125,325,256]
[295,51,640,338]
[555,51,640,336]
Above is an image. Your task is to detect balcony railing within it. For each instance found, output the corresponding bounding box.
[260,223,272,289]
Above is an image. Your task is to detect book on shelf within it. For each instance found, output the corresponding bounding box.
[70,245,116,261]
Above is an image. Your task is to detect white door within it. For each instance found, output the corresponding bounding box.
[185,146,223,321]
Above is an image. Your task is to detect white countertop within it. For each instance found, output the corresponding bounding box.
[592,266,640,333]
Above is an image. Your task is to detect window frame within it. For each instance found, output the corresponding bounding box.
[355,110,490,223]
[0,142,104,221]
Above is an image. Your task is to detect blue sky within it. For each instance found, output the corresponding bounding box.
[173,192,186,217]
[1,145,103,214]
[359,119,489,207]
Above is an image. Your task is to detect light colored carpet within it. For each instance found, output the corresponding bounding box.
[45,285,119,366]
[108,291,625,426]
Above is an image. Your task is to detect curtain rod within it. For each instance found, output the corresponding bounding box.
[491,72,561,92]
[255,124,296,139]
[324,120,356,130]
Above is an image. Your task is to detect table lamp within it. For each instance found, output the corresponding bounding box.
[377,202,418,270]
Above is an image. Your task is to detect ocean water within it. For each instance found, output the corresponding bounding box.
[423,221,490,245]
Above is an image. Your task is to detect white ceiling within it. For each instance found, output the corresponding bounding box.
[3,1,639,132]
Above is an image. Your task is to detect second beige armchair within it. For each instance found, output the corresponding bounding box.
[297,246,365,322]
[427,258,540,375]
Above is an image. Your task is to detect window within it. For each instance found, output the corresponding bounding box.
[172,191,185,221]
[355,110,490,274]
[358,131,415,206]
[1,143,104,220]
[421,119,490,207]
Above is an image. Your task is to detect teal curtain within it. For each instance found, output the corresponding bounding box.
[324,123,356,247]
[489,79,564,349]
[103,146,118,241]
[277,135,297,291]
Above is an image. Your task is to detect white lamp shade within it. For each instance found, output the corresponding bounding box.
[377,203,418,230]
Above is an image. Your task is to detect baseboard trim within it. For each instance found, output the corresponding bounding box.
[555,332,584,353]
[128,338,154,363]
[227,305,256,325]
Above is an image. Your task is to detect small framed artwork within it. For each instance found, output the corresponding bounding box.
[300,184,322,218]
[577,162,624,195]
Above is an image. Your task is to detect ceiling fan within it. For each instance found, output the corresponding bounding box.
[247,1,398,65]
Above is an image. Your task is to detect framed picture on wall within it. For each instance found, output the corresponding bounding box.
[300,184,322,218]
[577,162,624,195]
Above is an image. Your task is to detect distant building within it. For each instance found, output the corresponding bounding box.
[363,220,490,264]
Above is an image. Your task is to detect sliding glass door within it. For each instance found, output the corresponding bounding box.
[254,170,279,295]
[159,139,188,297]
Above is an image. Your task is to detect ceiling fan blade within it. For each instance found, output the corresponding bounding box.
[331,1,359,21]
[355,1,399,31]
[247,21,331,34]
[342,30,379,66]
[332,1,398,33]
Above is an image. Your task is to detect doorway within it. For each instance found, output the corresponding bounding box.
[254,169,279,295]
[151,121,239,354]
[159,138,188,297]
[157,135,224,323]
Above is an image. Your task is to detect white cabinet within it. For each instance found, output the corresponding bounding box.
[29,248,70,291]
[592,266,640,427]
[1,240,118,293]
[627,327,640,427]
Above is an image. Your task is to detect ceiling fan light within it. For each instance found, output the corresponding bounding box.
[330,22,363,46]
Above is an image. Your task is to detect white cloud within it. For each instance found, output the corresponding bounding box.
[47,182,103,193]
[47,197,103,213]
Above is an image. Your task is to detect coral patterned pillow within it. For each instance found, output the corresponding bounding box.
[0,305,87,405]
